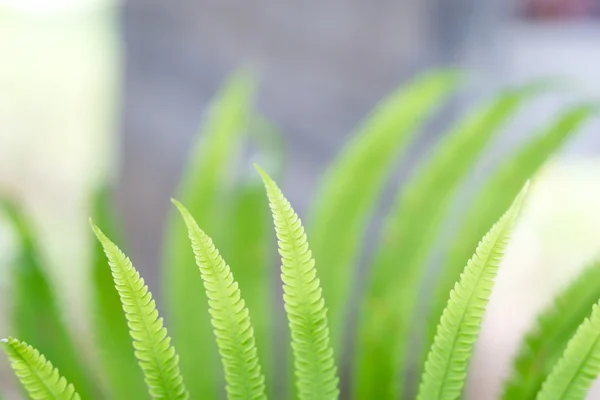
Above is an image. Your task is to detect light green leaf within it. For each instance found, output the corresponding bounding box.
[503,261,600,400]
[1,336,80,400]
[537,301,600,400]
[354,84,538,399]
[220,179,274,393]
[90,186,147,399]
[0,199,99,399]
[417,184,528,400]
[163,71,255,399]
[91,222,188,400]
[308,70,461,348]
[425,104,597,373]
[258,166,340,400]
[173,200,267,400]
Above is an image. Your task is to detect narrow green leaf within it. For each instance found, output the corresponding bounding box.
[90,187,147,399]
[354,84,538,399]
[536,301,600,399]
[163,72,255,399]
[308,70,461,348]
[258,166,340,400]
[0,199,99,399]
[417,183,528,400]
[424,104,597,375]
[220,179,274,393]
[173,200,267,400]
[1,337,80,400]
[91,222,188,400]
[503,261,600,400]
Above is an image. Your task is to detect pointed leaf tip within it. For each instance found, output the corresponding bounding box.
[253,164,269,180]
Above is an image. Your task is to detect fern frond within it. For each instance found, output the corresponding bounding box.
[503,261,600,399]
[163,71,255,399]
[91,222,188,400]
[417,183,529,400]
[0,198,99,399]
[172,200,267,400]
[90,186,147,399]
[425,104,596,373]
[257,165,340,400]
[308,70,461,348]
[354,84,538,399]
[1,337,80,400]
[536,300,600,400]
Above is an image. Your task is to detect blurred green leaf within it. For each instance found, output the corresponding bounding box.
[308,70,461,354]
[163,71,255,399]
[90,186,147,399]
[424,103,598,382]
[354,84,539,400]
[503,261,600,400]
[0,199,100,399]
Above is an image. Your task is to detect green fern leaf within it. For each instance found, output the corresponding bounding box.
[163,71,254,399]
[0,199,99,399]
[1,337,80,400]
[424,104,596,375]
[536,300,600,400]
[503,262,600,399]
[172,199,267,400]
[354,84,539,399]
[218,116,284,396]
[308,70,460,349]
[257,166,340,400]
[417,183,529,400]
[91,222,188,400]
[90,186,147,399]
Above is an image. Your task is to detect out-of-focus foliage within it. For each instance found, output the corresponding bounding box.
[1,72,599,400]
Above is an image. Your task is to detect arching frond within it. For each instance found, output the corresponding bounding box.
[257,165,340,400]
[537,300,600,400]
[90,186,146,399]
[503,261,600,399]
[417,183,529,400]
[354,84,539,399]
[1,337,80,400]
[308,70,461,349]
[425,104,596,371]
[172,200,267,400]
[91,222,188,400]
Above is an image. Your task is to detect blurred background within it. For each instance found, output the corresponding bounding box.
[1,0,600,398]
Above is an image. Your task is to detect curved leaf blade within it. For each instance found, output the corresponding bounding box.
[354,84,538,399]
[537,301,600,400]
[1,337,80,400]
[424,104,597,373]
[308,70,461,347]
[0,199,99,399]
[163,72,255,399]
[417,183,528,400]
[503,261,600,400]
[173,199,267,400]
[258,166,340,400]
[92,222,188,400]
[90,187,147,399]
